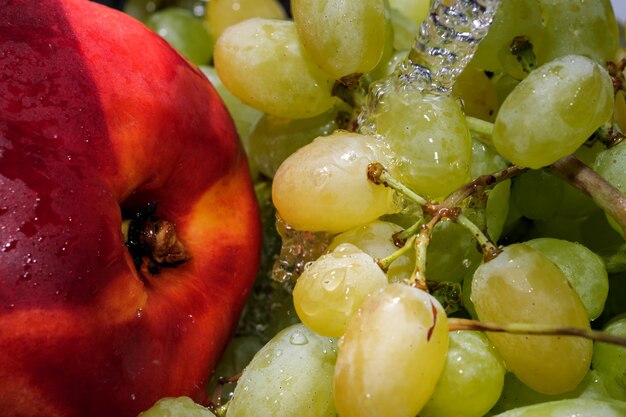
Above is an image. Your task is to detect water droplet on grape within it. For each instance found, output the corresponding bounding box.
[289,331,309,346]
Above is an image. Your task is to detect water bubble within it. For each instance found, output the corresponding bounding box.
[289,331,309,346]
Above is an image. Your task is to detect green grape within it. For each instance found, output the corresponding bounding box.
[292,0,387,78]
[420,331,506,417]
[471,243,592,394]
[367,49,408,84]
[470,0,618,80]
[389,8,419,51]
[248,108,340,178]
[137,397,216,417]
[366,89,473,200]
[272,131,399,234]
[226,324,337,417]
[597,274,626,322]
[145,7,213,65]
[124,0,163,21]
[388,0,429,25]
[469,0,544,79]
[524,238,608,320]
[493,54,614,169]
[490,370,611,414]
[199,66,263,145]
[293,243,388,337]
[491,398,626,417]
[365,2,396,83]
[214,18,337,119]
[592,314,626,401]
[206,0,286,40]
[453,68,499,122]
[334,284,449,417]
[491,73,520,107]
[536,0,619,67]
[327,220,414,283]
[510,169,565,220]
[207,336,265,404]
[595,140,626,236]
[469,139,510,242]
[426,220,482,283]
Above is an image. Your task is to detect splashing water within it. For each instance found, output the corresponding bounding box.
[271,0,502,284]
[359,0,502,133]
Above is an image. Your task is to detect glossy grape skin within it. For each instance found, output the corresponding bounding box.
[491,398,626,417]
[592,314,626,401]
[470,0,618,80]
[490,370,611,414]
[471,244,592,394]
[327,220,414,283]
[206,0,287,39]
[366,89,472,199]
[334,284,448,417]
[292,243,388,337]
[214,18,337,119]
[226,324,337,417]
[272,131,399,234]
[524,238,608,320]
[426,220,482,283]
[493,55,614,169]
[420,331,506,417]
[137,397,216,417]
[248,109,340,178]
[292,0,387,78]
[453,68,499,122]
[145,7,213,65]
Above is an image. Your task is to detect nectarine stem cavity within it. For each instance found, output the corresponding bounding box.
[123,203,191,275]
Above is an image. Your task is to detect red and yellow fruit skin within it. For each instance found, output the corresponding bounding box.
[0,1,261,416]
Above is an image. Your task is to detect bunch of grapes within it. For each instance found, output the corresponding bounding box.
[131,0,626,416]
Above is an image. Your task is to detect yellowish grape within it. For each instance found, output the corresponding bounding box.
[328,220,414,283]
[206,0,286,39]
[214,18,337,119]
[292,0,387,79]
[137,397,216,417]
[420,331,506,417]
[293,243,388,337]
[366,89,472,199]
[226,324,337,417]
[471,244,592,394]
[493,55,614,168]
[272,131,399,234]
[334,284,448,417]
[388,0,429,25]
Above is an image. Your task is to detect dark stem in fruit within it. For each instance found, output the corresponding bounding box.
[123,202,191,275]
[548,154,626,236]
[449,318,626,348]
[510,36,536,74]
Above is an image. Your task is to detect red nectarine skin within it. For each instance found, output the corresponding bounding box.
[0,1,261,416]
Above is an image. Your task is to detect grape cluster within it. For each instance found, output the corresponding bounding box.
[130,0,626,416]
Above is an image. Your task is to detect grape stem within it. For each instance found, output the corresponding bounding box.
[548,154,626,236]
[466,118,626,236]
[377,234,417,271]
[456,214,501,261]
[436,164,527,209]
[449,318,626,348]
[368,162,429,206]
